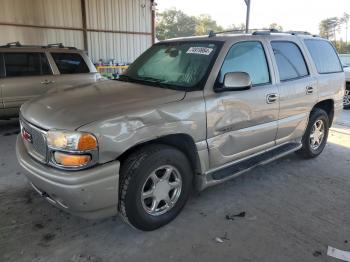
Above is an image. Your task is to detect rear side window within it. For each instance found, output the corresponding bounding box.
[218,41,270,85]
[304,40,342,74]
[3,52,52,77]
[51,53,90,74]
[271,41,309,81]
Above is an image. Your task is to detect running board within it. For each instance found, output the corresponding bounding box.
[196,143,302,190]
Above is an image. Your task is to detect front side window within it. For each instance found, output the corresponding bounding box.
[51,53,90,74]
[304,39,343,74]
[4,52,51,77]
[123,41,222,90]
[218,41,270,86]
[271,41,309,81]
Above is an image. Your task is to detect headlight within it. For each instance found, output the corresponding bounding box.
[46,130,98,170]
[47,130,97,151]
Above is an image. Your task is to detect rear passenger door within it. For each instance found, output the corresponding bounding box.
[0,52,54,113]
[269,40,318,145]
[49,52,99,89]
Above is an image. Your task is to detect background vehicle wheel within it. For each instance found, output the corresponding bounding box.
[297,108,329,159]
[119,144,192,231]
[344,87,350,109]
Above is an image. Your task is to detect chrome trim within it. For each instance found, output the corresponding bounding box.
[47,147,99,171]
[19,116,48,164]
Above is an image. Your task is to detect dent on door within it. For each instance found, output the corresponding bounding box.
[206,88,279,168]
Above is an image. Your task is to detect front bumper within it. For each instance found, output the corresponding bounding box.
[16,136,120,219]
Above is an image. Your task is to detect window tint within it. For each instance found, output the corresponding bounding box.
[4,52,51,77]
[271,41,309,81]
[304,40,343,74]
[218,41,270,85]
[51,53,89,74]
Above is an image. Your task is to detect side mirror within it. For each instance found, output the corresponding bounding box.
[216,72,252,92]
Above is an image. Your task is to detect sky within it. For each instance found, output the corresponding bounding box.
[157,0,350,39]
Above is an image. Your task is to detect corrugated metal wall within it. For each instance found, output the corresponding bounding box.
[0,0,153,63]
[85,0,153,63]
[0,0,84,48]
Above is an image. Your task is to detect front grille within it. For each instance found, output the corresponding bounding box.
[20,118,47,163]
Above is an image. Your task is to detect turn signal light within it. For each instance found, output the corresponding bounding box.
[54,152,91,167]
[77,134,98,151]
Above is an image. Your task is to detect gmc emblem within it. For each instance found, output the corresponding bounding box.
[22,128,33,143]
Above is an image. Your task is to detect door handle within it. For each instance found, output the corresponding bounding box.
[41,80,55,85]
[266,93,278,104]
[306,86,314,95]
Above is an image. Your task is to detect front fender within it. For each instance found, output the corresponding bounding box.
[78,92,206,163]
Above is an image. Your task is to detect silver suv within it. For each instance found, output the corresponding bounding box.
[0,42,101,119]
[16,31,345,231]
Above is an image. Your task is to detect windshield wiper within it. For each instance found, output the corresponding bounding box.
[119,75,184,90]
[132,76,174,89]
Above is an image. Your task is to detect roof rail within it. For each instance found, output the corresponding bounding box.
[0,41,22,47]
[252,28,279,35]
[208,29,320,38]
[0,41,78,50]
[208,28,279,37]
[209,29,245,37]
[44,43,77,49]
[46,43,65,48]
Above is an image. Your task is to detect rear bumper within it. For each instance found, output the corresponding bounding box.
[16,136,120,219]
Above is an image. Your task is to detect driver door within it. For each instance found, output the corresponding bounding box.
[205,40,279,169]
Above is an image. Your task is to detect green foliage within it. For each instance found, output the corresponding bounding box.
[269,23,283,31]
[332,40,350,53]
[195,14,224,36]
[156,9,223,40]
[319,13,349,42]
[226,23,246,31]
[156,9,197,40]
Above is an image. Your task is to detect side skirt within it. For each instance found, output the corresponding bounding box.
[195,142,302,191]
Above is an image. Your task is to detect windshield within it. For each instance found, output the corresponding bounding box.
[122,41,222,90]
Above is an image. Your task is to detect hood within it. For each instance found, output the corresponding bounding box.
[21,80,186,130]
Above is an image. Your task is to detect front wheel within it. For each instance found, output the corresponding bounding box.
[297,108,329,158]
[118,144,192,231]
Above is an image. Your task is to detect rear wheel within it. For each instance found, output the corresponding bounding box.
[297,108,329,158]
[119,144,192,231]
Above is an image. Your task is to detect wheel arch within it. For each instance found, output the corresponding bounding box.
[312,99,334,126]
[117,133,203,175]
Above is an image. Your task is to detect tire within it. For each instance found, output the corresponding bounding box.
[297,108,329,159]
[344,85,350,110]
[118,144,193,231]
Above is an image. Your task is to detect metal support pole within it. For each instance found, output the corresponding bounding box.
[244,0,251,33]
[81,0,88,51]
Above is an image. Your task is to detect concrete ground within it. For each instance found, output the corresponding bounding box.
[1,111,350,262]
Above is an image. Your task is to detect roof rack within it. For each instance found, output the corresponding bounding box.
[0,42,77,49]
[251,28,279,35]
[209,29,245,37]
[208,29,320,37]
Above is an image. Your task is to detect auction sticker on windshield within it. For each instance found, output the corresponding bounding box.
[186,47,213,55]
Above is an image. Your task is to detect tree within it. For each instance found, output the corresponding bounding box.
[319,17,340,40]
[340,12,349,43]
[195,14,223,35]
[226,23,246,31]
[156,9,196,40]
[269,23,283,31]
